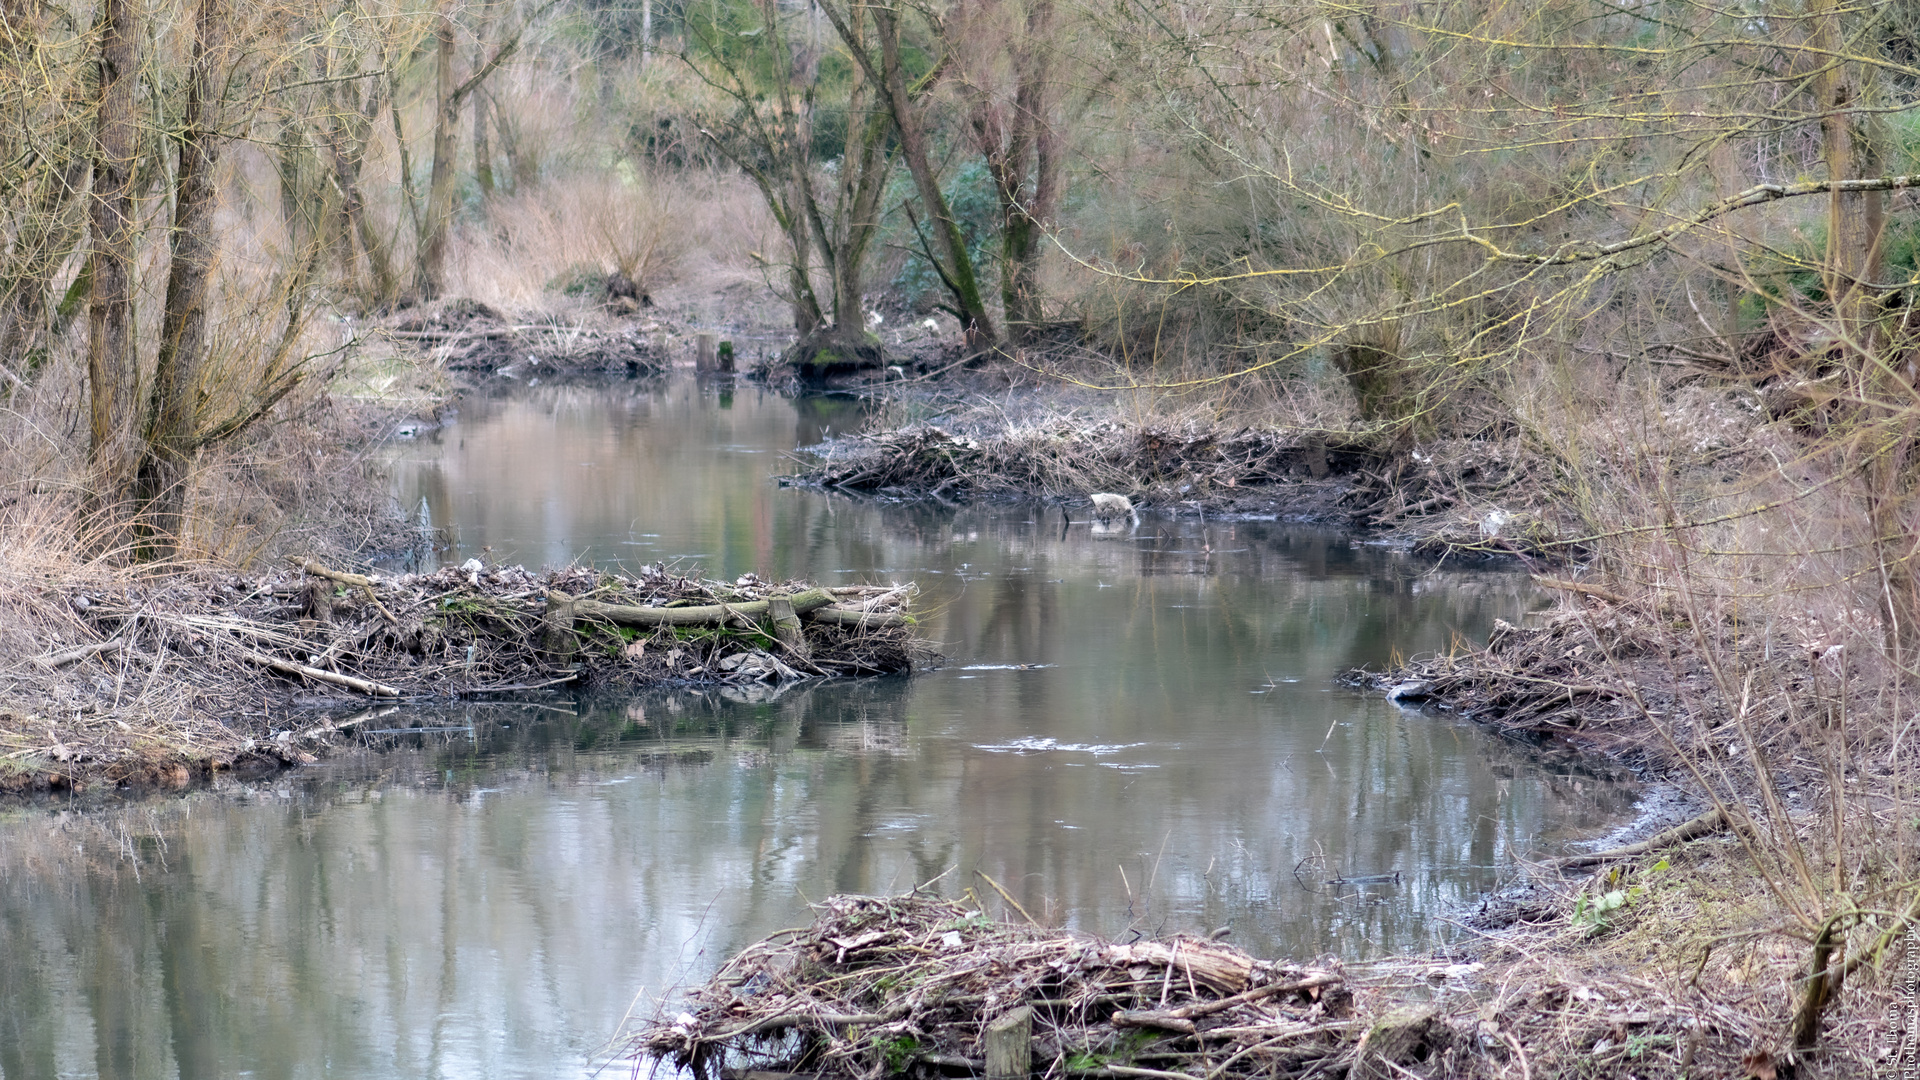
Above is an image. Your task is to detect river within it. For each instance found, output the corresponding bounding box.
[0,374,1636,1079]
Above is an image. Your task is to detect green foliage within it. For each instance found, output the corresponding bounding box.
[550,262,612,298]
[1739,216,1920,315]
[1623,1031,1673,1059]
[1571,859,1667,937]
[878,1033,920,1073]
[891,160,999,309]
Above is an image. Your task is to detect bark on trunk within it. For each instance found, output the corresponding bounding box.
[414,12,458,300]
[134,0,228,558]
[867,3,996,345]
[993,0,1057,342]
[87,0,140,508]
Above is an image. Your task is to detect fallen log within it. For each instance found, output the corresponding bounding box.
[1545,808,1726,868]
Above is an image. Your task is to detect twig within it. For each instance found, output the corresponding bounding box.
[234,646,402,697]
[35,640,123,669]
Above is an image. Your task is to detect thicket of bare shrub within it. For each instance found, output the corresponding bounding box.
[4,0,1919,1069]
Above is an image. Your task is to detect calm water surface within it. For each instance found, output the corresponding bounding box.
[0,375,1637,1079]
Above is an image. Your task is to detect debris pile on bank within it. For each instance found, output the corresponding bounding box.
[1,560,925,789]
[793,418,1565,545]
[374,297,668,375]
[631,893,1377,1080]
[796,421,1370,506]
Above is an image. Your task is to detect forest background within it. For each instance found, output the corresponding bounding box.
[4,0,1920,1073]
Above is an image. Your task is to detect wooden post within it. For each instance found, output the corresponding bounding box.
[1303,434,1328,479]
[984,1005,1032,1080]
[768,595,808,658]
[542,590,577,662]
[696,332,717,371]
[302,576,335,624]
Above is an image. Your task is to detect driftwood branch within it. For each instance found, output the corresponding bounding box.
[234,645,402,697]
[1531,576,1630,606]
[1545,809,1726,868]
[292,557,398,623]
[566,589,838,626]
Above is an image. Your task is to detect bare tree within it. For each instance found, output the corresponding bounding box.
[819,0,998,346]
[956,0,1062,342]
[683,0,895,361]
[132,0,230,555]
[412,0,552,300]
[86,0,141,507]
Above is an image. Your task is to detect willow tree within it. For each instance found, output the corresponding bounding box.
[951,0,1065,343]
[408,0,551,300]
[807,0,998,346]
[682,0,897,365]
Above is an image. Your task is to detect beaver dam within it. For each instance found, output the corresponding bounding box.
[630,893,1402,1080]
[2,558,926,790]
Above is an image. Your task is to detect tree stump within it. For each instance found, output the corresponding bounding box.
[542,591,577,662]
[768,595,808,659]
[984,1005,1032,1079]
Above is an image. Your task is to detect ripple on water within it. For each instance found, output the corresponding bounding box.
[972,737,1149,756]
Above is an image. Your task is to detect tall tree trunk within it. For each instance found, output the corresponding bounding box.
[412,4,535,299]
[993,0,1057,343]
[860,2,997,345]
[134,0,227,557]
[827,79,891,333]
[328,81,398,302]
[472,76,495,202]
[639,0,652,72]
[87,0,140,509]
[414,11,458,300]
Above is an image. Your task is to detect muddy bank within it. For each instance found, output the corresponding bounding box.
[1,559,926,793]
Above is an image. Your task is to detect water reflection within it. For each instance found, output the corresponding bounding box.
[0,375,1641,1079]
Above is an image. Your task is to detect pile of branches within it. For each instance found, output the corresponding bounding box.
[1347,603,1669,742]
[375,298,667,376]
[1346,590,1842,771]
[632,893,1377,1080]
[795,422,1371,506]
[1,560,925,789]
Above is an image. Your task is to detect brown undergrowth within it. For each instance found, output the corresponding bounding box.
[0,557,925,793]
[1350,586,1917,1077]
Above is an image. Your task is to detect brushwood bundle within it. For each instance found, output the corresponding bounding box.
[632,893,1366,1080]
[1,559,926,789]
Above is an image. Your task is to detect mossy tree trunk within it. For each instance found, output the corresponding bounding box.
[133,0,228,558]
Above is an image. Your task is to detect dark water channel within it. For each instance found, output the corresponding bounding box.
[0,375,1638,1079]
